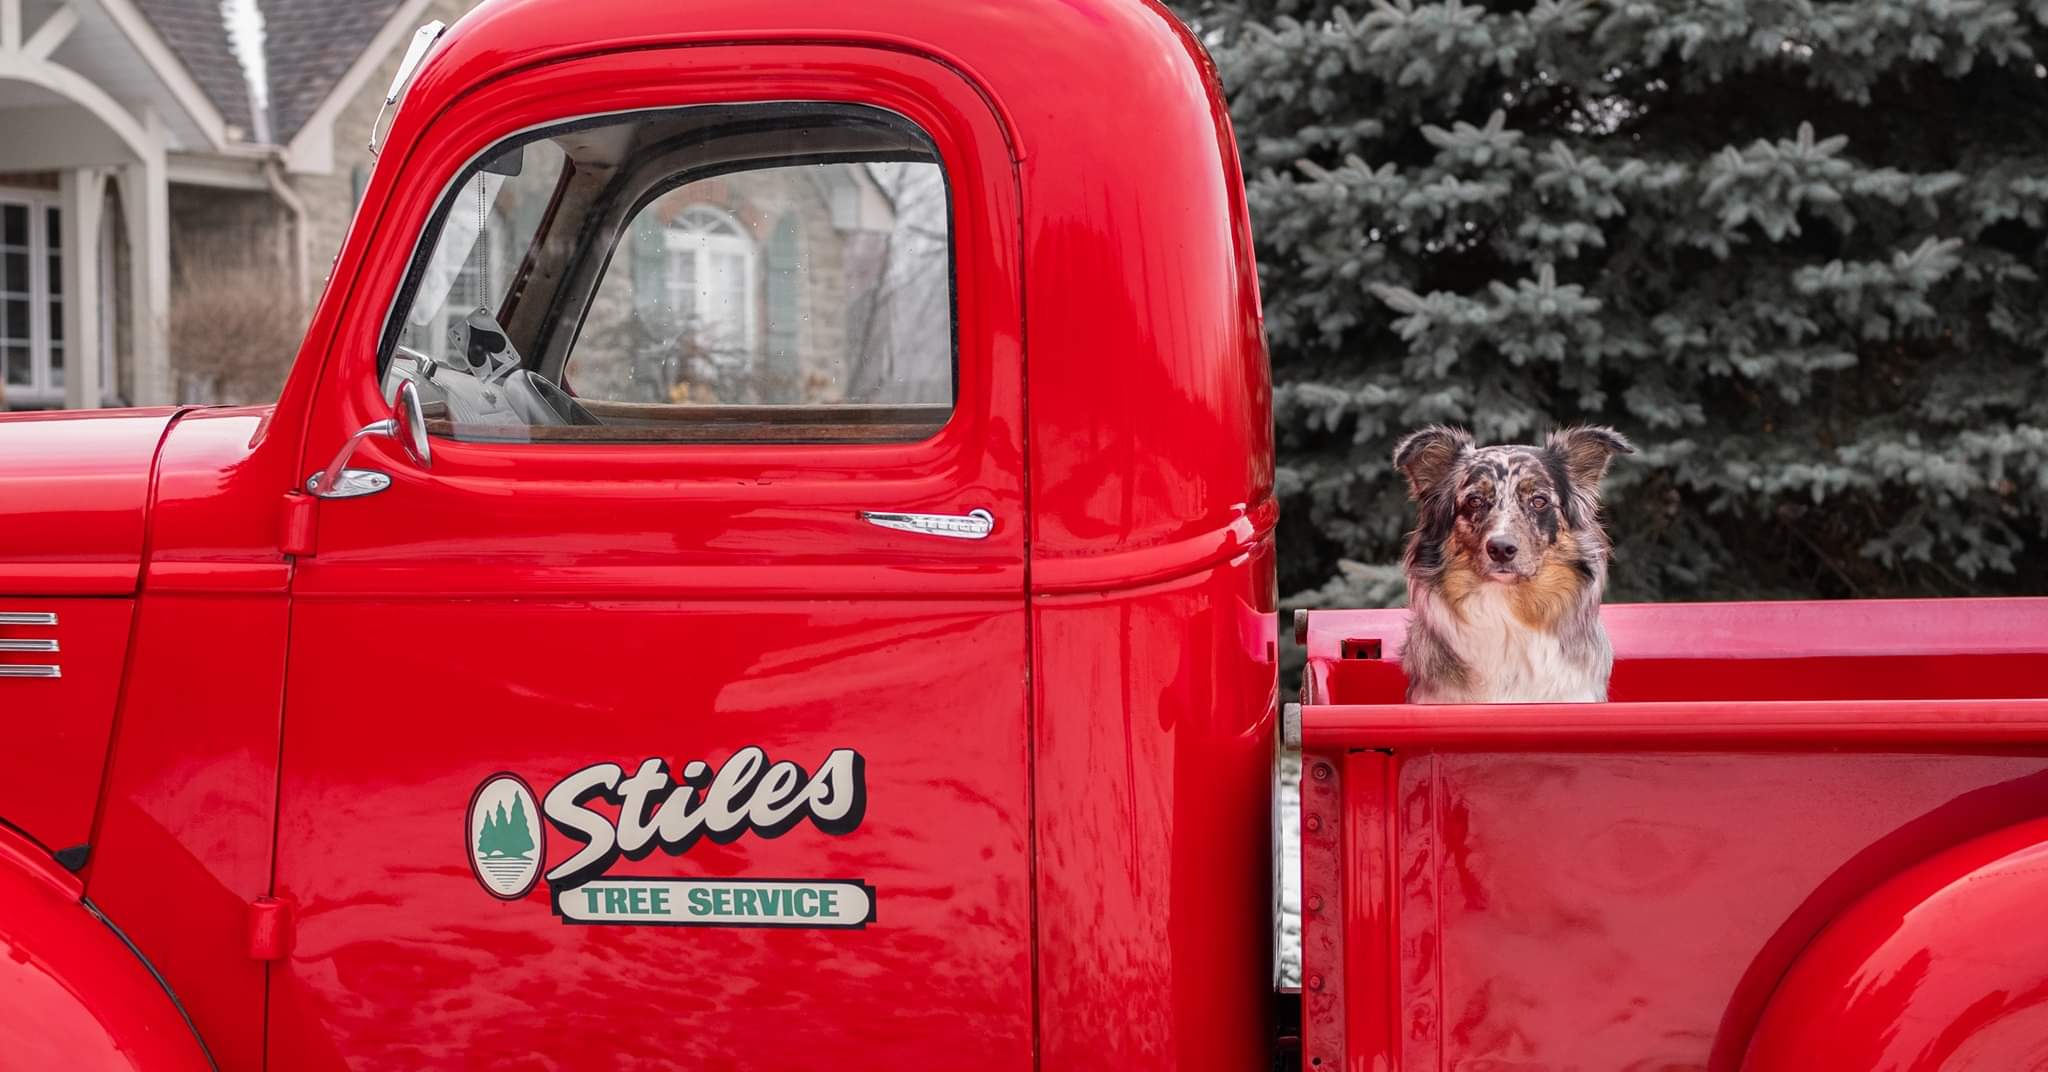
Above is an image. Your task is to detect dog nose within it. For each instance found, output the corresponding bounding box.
[1485,537,1518,565]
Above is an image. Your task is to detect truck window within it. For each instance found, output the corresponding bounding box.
[379,104,955,445]
[393,143,569,373]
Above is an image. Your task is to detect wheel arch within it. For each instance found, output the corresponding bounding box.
[0,825,213,1071]
[1742,815,2048,1071]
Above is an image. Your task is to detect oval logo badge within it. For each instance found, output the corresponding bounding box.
[467,773,543,900]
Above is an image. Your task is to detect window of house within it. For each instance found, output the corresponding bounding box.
[663,205,759,362]
[0,193,62,408]
[381,104,954,444]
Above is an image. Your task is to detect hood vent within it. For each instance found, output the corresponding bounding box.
[0,612,60,677]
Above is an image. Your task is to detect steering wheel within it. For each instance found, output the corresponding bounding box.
[522,371,601,427]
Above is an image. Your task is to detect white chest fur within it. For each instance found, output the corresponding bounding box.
[1410,585,1610,704]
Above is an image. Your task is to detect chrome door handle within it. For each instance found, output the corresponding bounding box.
[858,508,995,540]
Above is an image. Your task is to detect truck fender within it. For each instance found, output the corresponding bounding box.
[0,829,212,1071]
[1743,815,2048,1072]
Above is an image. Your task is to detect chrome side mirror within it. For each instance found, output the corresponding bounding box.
[391,377,432,469]
[307,380,433,500]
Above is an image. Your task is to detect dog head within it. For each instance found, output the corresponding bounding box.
[1393,424,1633,597]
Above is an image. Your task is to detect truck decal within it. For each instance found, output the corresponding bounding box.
[468,747,870,927]
[557,878,877,929]
[467,774,545,901]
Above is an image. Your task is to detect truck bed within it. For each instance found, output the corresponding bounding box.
[1292,598,2048,1070]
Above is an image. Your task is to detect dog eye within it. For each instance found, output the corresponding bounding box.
[1528,494,1550,511]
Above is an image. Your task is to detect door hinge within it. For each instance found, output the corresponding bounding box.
[247,896,294,961]
[281,491,317,558]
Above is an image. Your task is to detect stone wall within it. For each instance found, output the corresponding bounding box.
[168,185,293,276]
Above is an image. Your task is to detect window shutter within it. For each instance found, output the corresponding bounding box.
[764,214,800,399]
[628,208,672,399]
[629,208,669,328]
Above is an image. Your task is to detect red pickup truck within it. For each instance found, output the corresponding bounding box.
[0,0,2043,1069]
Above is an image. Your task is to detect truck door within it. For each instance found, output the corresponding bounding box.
[271,48,1032,1069]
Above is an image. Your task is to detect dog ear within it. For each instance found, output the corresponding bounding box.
[1392,425,1473,501]
[1544,426,1635,496]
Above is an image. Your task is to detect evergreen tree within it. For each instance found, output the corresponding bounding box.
[504,796,536,858]
[1169,0,2048,650]
[478,810,501,856]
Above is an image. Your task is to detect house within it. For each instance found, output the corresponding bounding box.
[0,0,467,409]
[0,0,940,414]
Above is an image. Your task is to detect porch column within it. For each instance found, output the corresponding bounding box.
[119,110,170,405]
[59,166,104,409]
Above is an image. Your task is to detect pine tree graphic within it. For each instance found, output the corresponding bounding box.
[477,809,501,856]
[504,795,536,858]
[477,794,534,859]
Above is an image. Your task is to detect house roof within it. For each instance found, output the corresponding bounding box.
[262,0,408,144]
[132,0,255,136]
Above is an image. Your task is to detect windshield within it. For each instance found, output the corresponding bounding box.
[396,142,568,368]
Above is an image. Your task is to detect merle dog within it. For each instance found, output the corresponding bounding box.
[1392,425,1634,703]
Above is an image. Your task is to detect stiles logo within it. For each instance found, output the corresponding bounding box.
[466,746,873,929]
[467,773,544,900]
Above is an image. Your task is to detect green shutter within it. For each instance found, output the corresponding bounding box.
[627,207,671,400]
[629,208,668,326]
[764,214,801,399]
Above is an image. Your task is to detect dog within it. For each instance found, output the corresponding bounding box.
[1392,424,1634,703]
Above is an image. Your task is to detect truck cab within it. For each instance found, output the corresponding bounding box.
[6,0,2048,1069]
[0,1,1276,1068]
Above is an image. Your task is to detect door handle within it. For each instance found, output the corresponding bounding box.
[858,508,995,540]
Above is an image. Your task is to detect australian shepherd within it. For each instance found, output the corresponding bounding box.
[1392,425,1634,703]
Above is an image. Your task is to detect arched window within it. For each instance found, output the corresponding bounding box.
[663,206,758,364]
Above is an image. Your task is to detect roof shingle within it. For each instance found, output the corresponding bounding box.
[262,0,408,144]
[132,0,257,137]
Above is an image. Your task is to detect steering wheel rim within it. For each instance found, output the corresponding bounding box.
[522,371,600,426]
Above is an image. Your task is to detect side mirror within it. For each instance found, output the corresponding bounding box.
[391,378,432,470]
[307,380,433,500]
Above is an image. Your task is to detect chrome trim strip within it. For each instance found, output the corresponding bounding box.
[0,639,57,652]
[0,665,60,678]
[368,21,447,158]
[858,508,995,541]
[0,612,57,626]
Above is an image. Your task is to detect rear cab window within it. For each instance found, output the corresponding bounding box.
[381,104,954,444]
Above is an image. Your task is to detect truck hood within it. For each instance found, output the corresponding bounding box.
[0,408,184,595]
